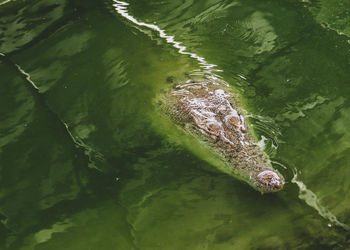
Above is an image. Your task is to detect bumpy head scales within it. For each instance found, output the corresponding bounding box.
[252,170,284,193]
[159,78,285,193]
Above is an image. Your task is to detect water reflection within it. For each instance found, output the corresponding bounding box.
[303,0,350,38]
[113,0,221,76]
[0,56,34,148]
[0,0,67,54]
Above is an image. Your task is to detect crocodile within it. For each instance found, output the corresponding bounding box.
[157,77,284,193]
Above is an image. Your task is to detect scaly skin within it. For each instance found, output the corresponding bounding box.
[159,78,284,193]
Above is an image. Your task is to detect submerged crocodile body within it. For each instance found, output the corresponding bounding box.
[159,78,284,193]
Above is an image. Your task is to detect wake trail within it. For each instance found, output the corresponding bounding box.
[113,0,222,80]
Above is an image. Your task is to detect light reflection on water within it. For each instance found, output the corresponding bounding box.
[0,0,11,6]
[113,0,222,78]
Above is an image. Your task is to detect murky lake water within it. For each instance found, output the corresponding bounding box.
[1,0,350,249]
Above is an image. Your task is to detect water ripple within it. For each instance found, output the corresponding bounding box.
[0,0,66,53]
[113,0,222,78]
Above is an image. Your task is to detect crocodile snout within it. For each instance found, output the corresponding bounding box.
[254,170,284,193]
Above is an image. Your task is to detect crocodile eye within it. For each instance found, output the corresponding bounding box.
[228,116,240,127]
[224,115,241,129]
[207,123,221,136]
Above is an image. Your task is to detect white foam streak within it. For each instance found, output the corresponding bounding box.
[292,170,349,231]
[257,135,267,150]
[15,64,40,90]
[0,0,11,6]
[113,0,222,76]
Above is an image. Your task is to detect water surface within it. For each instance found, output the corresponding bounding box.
[1,0,350,249]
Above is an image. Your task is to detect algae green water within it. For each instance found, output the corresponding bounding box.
[1,0,350,249]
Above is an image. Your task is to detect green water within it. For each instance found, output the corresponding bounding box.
[1,0,350,249]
